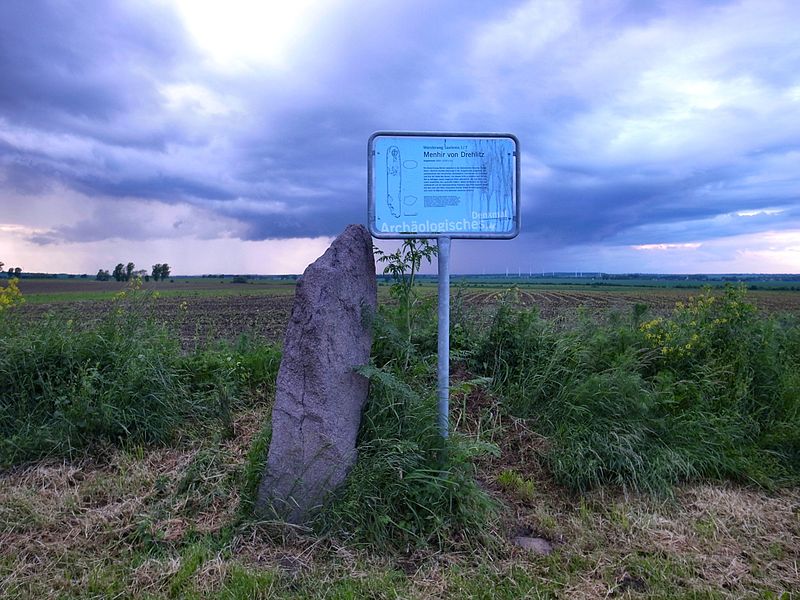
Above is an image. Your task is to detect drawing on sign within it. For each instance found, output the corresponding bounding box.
[404,195,418,216]
[386,146,402,218]
[369,133,519,238]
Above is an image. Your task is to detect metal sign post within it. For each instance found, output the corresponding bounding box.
[437,235,451,438]
[368,132,520,440]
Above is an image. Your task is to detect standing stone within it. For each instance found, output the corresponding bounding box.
[256,224,377,523]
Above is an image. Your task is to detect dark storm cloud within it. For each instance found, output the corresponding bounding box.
[29,218,145,246]
[73,173,236,202]
[0,161,55,195]
[522,154,800,246]
[0,0,217,219]
[210,0,517,239]
[521,161,791,247]
[238,203,363,240]
[0,1,188,136]
[1,0,799,268]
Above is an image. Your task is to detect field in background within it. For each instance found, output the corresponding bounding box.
[17,278,297,347]
[19,276,800,316]
[15,277,297,304]
[16,277,800,345]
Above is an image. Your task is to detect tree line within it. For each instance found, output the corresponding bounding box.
[96,262,171,282]
[0,261,23,278]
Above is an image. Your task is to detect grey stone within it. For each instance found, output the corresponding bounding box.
[256,224,377,523]
[513,536,554,555]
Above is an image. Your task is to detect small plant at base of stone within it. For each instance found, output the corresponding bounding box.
[374,239,438,369]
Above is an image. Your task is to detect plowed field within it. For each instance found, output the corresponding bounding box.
[460,287,800,319]
[13,279,800,346]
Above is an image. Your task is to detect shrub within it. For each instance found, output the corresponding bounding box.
[0,288,280,466]
[474,285,800,493]
[0,277,24,312]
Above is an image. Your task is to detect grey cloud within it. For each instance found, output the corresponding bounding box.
[1,161,55,195]
[72,173,237,203]
[2,0,800,269]
[0,1,189,131]
[522,155,799,248]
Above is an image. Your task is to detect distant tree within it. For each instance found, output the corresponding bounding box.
[125,262,135,281]
[7,268,12,277]
[112,263,125,282]
[0,261,4,272]
[13,267,21,278]
[152,263,171,281]
[96,269,110,281]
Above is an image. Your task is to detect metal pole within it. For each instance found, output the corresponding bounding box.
[437,236,451,439]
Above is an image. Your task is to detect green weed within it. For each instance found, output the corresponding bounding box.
[0,286,280,467]
[496,469,537,502]
[312,364,499,551]
[239,415,273,517]
[474,285,800,493]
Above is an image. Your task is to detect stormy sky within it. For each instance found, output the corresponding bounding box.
[1,0,798,274]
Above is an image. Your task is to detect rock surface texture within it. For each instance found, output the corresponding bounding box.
[513,536,554,555]
[256,224,377,523]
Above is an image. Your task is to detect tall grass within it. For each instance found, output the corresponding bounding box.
[473,285,800,493]
[312,364,498,551]
[0,289,280,467]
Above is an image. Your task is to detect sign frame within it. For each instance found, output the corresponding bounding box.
[368,131,521,240]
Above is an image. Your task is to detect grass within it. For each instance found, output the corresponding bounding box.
[1,277,799,597]
[21,279,294,304]
[496,469,537,503]
[473,285,800,494]
[2,419,798,598]
[310,364,499,552]
[0,286,280,466]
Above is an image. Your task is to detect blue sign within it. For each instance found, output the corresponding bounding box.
[368,132,520,239]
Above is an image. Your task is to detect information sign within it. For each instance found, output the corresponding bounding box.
[367,131,521,441]
[368,132,520,239]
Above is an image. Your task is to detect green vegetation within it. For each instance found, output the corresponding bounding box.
[474,285,800,493]
[496,468,537,502]
[1,256,799,597]
[0,283,280,466]
[151,263,171,281]
[0,277,24,311]
[374,239,438,368]
[313,364,498,550]
[17,278,297,304]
